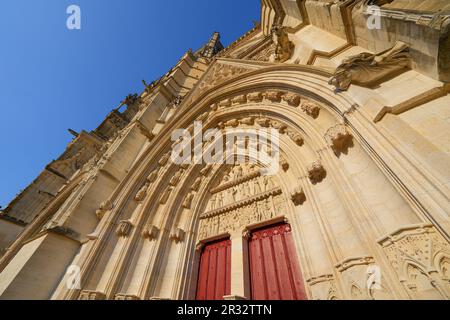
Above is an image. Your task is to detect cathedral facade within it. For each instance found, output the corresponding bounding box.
[0,0,449,300]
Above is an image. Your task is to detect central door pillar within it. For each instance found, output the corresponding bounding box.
[227,232,251,300]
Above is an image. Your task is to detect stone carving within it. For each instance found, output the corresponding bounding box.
[160,187,173,204]
[329,41,411,91]
[307,275,340,300]
[183,193,194,209]
[307,161,326,184]
[325,124,353,156]
[282,93,301,107]
[170,227,186,243]
[219,98,232,108]
[225,119,239,128]
[116,220,133,237]
[300,100,320,119]
[197,63,251,94]
[191,177,203,192]
[231,94,247,105]
[115,294,140,301]
[199,190,286,240]
[142,224,160,241]
[247,92,263,102]
[239,117,255,126]
[270,120,287,134]
[269,24,295,63]
[264,90,283,102]
[291,187,306,206]
[169,170,183,186]
[255,117,271,127]
[379,224,450,299]
[286,129,304,146]
[280,156,289,172]
[78,290,106,300]
[96,200,113,220]
[158,153,171,166]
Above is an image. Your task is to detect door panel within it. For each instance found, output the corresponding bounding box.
[249,223,307,300]
[196,239,231,300]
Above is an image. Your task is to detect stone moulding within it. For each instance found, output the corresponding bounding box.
[306,274,335,286]
[201,187,282,219]
[335,256,375,272]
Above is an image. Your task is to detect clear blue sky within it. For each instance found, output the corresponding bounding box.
[0,0,260,208]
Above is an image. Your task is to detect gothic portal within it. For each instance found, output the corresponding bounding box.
[0,0,450,300]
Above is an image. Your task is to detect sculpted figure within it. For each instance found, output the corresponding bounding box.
[329,41,410,91]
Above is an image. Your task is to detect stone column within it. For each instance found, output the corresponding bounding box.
[228,231,250,300]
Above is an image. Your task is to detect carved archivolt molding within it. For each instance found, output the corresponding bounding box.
[379,224,450,298]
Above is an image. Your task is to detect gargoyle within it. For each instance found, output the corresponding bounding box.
[329,41,411,91]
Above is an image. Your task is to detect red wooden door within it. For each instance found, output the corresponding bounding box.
[196,239,231,300]
[249,223,307,300]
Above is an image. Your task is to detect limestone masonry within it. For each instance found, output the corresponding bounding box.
[0,0,449,300]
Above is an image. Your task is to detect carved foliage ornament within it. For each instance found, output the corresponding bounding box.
[307,160,327,185]
[325,124,353,156]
